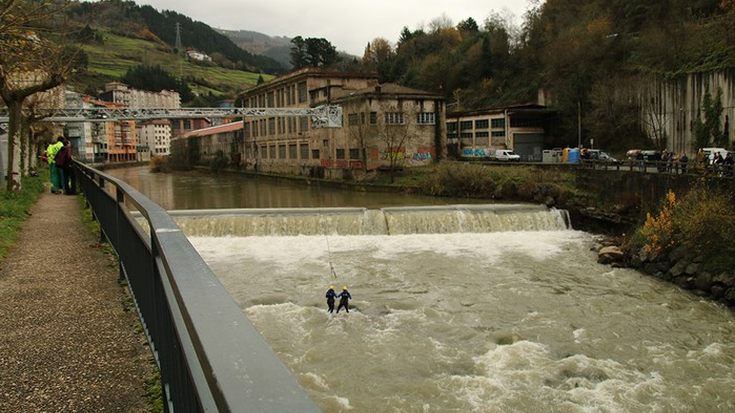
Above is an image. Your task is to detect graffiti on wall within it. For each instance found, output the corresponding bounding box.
[462,147,491,157]
[382,147,435,164]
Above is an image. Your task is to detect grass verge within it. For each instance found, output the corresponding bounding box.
[0,174,47,263]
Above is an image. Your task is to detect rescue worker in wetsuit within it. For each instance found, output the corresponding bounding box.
[325,285,337,313]
[336,286,351,313]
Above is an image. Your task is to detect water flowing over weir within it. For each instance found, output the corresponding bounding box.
[167,204,571,237]
[108,166,735,413]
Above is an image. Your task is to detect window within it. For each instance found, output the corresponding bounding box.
[417,112,435,125]
[491,131,505,137]
[491,118,505,129]
[459,120,473,130]
[269,145,276,159]
[336,148,346,159]
[447,122,457,132]
[475,131,489,138]
[289,144,297,159]
[350,148,361,159]
[475,119,489,129]
[278,144,286,159]
[348,113,360,126]
[312,149,320,159]
[370,112,378,124]
[299,116,309,132]
[385,112,405,125]
[267,92,275,107]
[260,145,267,159]
[323,139,329,147]
[300,144,309,160]
[268,117,276,135]
[297,82,307,103]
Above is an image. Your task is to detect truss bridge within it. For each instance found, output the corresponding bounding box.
[0,104,343,128]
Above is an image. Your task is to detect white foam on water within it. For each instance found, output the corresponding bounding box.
[189,229,735,413]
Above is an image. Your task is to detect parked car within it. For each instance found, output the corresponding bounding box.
[582,149,620,164]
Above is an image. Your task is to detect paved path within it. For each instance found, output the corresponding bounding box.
[0,191,153,412]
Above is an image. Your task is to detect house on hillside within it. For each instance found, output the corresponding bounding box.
[175,67,445,178]
[447,104,555,162]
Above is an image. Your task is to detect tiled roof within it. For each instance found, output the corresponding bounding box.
[183,121,243,138]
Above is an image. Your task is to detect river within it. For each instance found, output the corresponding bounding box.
[107,166,735,413]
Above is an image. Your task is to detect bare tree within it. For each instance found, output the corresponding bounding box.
[343,101,376,175]
[374,102,417,183]
[0,0,76,191]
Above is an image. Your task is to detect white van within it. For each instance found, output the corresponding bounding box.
[491,149,521,162]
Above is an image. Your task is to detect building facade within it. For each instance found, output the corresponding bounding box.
[447,104,553,162]
[100,82,181,109]
[194,68,447,178]
[137,119,173,162]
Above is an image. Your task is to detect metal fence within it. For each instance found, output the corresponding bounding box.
[73,161,322,413]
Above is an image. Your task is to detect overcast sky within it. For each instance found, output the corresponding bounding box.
[121,0,542,56]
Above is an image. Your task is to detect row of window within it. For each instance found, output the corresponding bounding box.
[241,111,436,139]
[348,112,435,126]
[250,144,366,161]
[244,81,309,109]
[447,118,506,132]
[448,131,506,139]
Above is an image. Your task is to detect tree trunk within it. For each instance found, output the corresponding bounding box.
[5,100,23,192]
[21,114,29,176]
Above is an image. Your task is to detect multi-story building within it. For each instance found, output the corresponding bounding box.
[100,82,180,109]
[96,82,180,162]
[447,104,553,162]
[233,68,445,178]
[137,120,173,161]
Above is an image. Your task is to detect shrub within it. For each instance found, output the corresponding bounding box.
[629,184,735,272]
[638,190,678,256]
[674,185,735,272]
[149,156,170,173]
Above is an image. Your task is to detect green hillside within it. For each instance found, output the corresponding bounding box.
[71,29,272,99]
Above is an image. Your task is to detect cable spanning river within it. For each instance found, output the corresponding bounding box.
[108,167,735,413]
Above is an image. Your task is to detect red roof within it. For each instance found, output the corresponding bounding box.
[183,121,243,138]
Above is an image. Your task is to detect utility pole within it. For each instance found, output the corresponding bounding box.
[175,22,183,53]
[577,101,582,148]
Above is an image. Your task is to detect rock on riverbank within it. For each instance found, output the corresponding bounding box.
[596,241,735,309]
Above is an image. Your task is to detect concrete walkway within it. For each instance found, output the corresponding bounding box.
[0,191,153,412]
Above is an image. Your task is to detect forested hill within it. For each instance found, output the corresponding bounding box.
[67,0,285,74]
[371,0,734,150]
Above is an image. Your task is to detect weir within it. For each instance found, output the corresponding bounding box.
[166,204,571,237]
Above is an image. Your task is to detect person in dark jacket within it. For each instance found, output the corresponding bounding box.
[54,139,71,195]
[325,285,337,313]
[336,286,351,313]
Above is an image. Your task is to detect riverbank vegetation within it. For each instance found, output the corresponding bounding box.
[415,162,586,205]
[0,174,46,262]
[626,183,735,273]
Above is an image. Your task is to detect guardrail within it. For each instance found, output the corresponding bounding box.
[579,158,735,177]
[73,161,322,413]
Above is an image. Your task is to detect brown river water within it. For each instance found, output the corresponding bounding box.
[108,166,735,413]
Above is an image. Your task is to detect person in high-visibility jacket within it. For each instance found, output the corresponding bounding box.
[45,137,65,194]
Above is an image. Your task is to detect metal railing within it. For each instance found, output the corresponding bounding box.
[73,161,322,413]
[579,158,735,178]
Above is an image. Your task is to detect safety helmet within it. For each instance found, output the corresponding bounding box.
[343,286,348,290]
[329,285,334,289]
